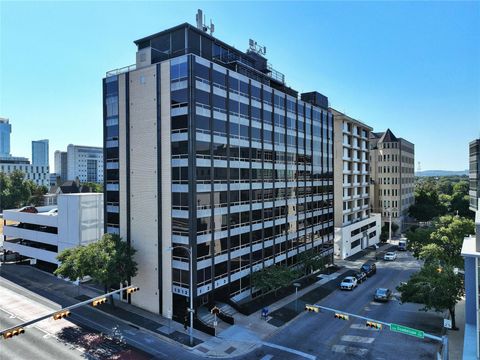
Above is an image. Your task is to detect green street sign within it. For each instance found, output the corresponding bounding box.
[390,323,424,338]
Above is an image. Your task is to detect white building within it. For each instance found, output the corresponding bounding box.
[2,193,104,267]
[461,208,480,359]
[56,145,103,183]
[331,109,381,259]
[0,157,49,187]
[32,139,49,166]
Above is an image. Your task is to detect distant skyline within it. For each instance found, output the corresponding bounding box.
[1,1,479,170]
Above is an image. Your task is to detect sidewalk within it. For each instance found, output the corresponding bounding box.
[447,298,465,360]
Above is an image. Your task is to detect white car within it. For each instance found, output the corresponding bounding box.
[384,252,397,261]
[340,276,358,290]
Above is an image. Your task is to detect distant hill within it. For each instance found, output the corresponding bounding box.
[415,170,468,177]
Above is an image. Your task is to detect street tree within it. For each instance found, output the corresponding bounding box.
[397,263,464,330]
[252,265,299,296]
[297,251,326,275]
[405,227,434,258]
[429,215,474,268]
[55,234,138,305]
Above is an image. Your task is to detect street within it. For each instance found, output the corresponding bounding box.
[240,250,444,360]
[0,274,200,360]
[0,250,445,360]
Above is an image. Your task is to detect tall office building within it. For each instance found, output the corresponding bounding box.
[369,129,415,232]
[331,109,381,259]
[0,117,11,158]
[54,150,68,183]
[66,145,103,183]
[469,139,480,212]
[54,145,103,183]
[103,22,334,320]
[32,139,49,166]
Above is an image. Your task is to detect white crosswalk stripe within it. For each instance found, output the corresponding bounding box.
[332,345,369,357]
[341,335,375,344]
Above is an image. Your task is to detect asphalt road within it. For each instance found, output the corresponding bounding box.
[0,276,200,360]
[0,308,86,360]
[239,251,444,360]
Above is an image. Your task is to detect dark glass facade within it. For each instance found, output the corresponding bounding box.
[103,75,120,234]
[170,54,334,302]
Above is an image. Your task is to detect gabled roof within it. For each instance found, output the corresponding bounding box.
[59,181,80,194]
[379,129,398,143]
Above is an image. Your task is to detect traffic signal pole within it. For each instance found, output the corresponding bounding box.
[0,285,139,338]
[307,303,448,360]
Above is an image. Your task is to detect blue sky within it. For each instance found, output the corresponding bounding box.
[1,1,479,171]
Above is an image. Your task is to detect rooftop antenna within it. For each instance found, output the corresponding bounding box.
[248,39,267,56]
[196,9,214,35]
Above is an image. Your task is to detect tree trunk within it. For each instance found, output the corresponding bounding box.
[449,307,458,330]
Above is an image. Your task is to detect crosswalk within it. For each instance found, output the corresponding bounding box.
[331,322,379,357]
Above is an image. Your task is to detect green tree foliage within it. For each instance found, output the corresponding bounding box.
[252,265,300,295]
[409,176,472,222]
[55,234,138,305]
[0,170,47,210]
[428,215,475,268]
[397,263,464,330]
[82,182,103,193]
[297,251,327,275]
[28,185,48,206]
[405,227,434,258]
[380,222,399,241]
[408,180,447,221]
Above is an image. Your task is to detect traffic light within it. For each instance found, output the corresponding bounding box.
[366,321,382,329]
[3,327,25,339]
[53,310,71,320]
[126,286,140,295]
[92,297,107,306]
[305,304,320,313]
[334,313,349,320]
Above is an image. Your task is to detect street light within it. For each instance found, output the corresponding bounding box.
[293,282,301,312]
[388,207,398,242]
[166,245,194,346]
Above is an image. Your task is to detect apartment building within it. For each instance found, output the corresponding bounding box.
[32,139,49,166]
[0,157,50,187]
[331,109,380,259]
[370,129,415,232]
[103,22,334,321]
[2,193,103,271]
[469,139,480,212]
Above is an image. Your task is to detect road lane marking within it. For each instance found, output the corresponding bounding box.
[341,335,375,344]
[261,355,274,360]
[332,345,369,356]
[263,342,316,360]
[370,302,382,306]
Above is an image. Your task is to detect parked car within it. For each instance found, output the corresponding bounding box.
[18,206,37,214]
[361,262,377,277]
[340,276,358,290]
[374,288,392,302]
[384,252,397,261]
[354,271,367,284]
